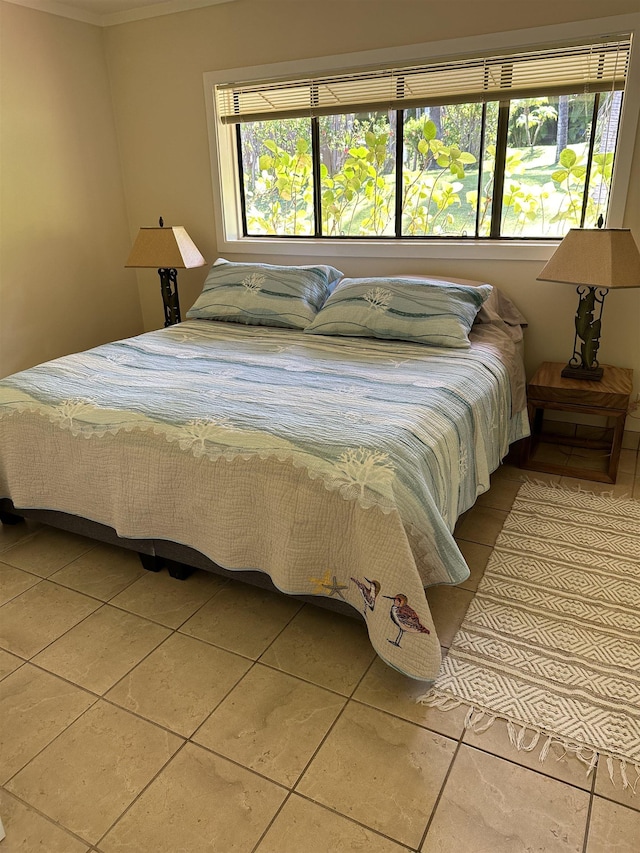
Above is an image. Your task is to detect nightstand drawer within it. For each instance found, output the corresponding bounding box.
[528,362,633,411]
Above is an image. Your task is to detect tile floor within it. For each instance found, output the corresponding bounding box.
[0,437,639,852]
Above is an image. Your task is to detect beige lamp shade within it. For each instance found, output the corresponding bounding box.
[536,228,640,289]
[125,226,206,270]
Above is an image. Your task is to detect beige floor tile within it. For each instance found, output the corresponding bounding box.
[586,797,640,853]
[421,744,589,853]
[532,441,573,466]
[194,663,345,786]
[0,581,100,658]
[493,463,564,487]
[574,424,613,441]
[519,469,564,485]
[353,657,467,738]
[49,543,147,601]
[615,447,637,476]
[180,580,301,659]
[1,527,95,577]
[542,421,577,438]
[452,539,492,591]
[594,762,640,812]
[106,632,251,736]
[424,585,473,648]
[6,700,181,845]
[611,469,636,498]
[490,463,525,482]
[571,416,604,435]
[99,742,286,853]
[110,568,226,628]
[0,664,95,784]
[33,605,170,694]
[453,505,509,547]
[0,649,23,681]
[0,561,41,605]
[259,605,375,695]
[569,448,610,473]
[0,789,90,853]
[462,719,592,790]
[297,702,456,849]
[0,518,40,553]
[256,794,411,853]
[475,477,522,512]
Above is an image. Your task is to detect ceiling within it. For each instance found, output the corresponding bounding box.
[3,0,238,26]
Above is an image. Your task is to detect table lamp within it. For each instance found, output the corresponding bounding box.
[536,227,640,381]
[126,218,206,326]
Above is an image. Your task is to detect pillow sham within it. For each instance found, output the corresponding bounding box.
[186,259,343,329]
[304,276,492,348]
[385,273,527,327]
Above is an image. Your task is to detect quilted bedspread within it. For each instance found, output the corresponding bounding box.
[0,319,529,680]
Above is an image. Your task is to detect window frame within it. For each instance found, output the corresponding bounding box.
[203,14,640,262]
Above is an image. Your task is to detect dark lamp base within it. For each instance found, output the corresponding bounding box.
[561,364,604,382]
[158,267,181,327]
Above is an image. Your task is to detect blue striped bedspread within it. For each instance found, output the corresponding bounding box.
[0,319,529,680]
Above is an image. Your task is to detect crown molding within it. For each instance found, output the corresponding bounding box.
[2,0,237,27]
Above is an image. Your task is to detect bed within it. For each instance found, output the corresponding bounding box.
[0,264,529,681]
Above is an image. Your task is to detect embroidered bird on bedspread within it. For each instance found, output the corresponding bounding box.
[384,593,430,647]
[351,576,380,616]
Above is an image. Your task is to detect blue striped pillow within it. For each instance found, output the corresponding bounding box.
[304,276,492,348]
[186,259,343,329]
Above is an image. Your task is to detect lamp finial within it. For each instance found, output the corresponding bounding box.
[159,216,164,228]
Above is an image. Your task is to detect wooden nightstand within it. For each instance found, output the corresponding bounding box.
[522,361,633,484]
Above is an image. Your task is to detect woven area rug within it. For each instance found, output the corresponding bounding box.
[419,480,640,788]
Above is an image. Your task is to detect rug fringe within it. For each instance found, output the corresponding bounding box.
[520,476,634,501]
[607,757,640,794]
[418,689,639,793]
[465,706,496,734]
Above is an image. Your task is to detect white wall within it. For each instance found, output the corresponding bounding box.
[0,1,142,377]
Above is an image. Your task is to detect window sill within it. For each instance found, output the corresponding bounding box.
[217,236,560,262]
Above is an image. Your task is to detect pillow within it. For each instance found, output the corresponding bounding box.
[384,274,527,327]
[304,276,492,348]
[186,259,343,329]
[477,288,527,328]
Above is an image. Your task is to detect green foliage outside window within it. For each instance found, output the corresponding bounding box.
[238,93,619,238]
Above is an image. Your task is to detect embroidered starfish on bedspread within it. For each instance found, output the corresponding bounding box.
[309,569,348,600]
[323,575,348,599]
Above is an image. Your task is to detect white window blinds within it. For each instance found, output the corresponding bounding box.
[216,35,631,124]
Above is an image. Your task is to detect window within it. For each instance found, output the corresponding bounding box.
[205,21,638,257]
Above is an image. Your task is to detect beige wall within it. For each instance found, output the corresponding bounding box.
[0,1,142,377]
[104,0,640,428]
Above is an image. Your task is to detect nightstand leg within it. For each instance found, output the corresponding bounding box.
[608,415,626,484]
